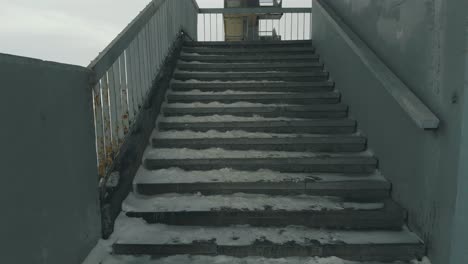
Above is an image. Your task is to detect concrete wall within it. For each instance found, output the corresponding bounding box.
[312,1,467,263]
[0,54,101,264]
[449,18,468,264]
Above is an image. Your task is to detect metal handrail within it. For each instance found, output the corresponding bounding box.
[89,0,198,178]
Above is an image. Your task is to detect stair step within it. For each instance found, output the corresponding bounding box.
[152,136,366,152]
[124,193,404,229]
[158,119,356,134]
[171,81,335,92]
[174,71,328,82]
[180,54,320,63]
[163,104,348,118]
[143,148,377,173]
[134,167,390,200]
[167,92,340,105]
[177,62,323,73]
[102,255,412,264]
[112,215,424,261]
[183,40,314,48]
[182,46,316,55]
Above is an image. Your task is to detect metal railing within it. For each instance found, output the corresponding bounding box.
[198,7,312,41]
[88,1,313,179]
[88,0,198,178]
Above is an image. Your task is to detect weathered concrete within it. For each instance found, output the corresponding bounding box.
[163,104,348,118]
[449,16,468,264]
[158,119,357,134]
[167,92,339,104]
[312,0,468,263]
[0,54,100,264]
[171,81,334,92]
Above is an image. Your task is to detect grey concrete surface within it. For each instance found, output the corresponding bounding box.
[0,54,100,264]
[312,0,468,263]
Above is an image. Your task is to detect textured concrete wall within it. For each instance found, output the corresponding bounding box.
[312,1,468,263]
[0,54,101,264]
[449,18,468,264]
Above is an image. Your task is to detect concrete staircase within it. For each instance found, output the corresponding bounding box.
[109,41,425,263]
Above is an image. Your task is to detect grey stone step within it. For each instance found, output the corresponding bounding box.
[174,71,328,82]
[136,179,390,201]
[180,54,319,63]
[177,62,324,72]
[134,167,390,200]
[134,165,390,199]
[124,193,404,229]
[112,215,425,261]
[152,136,366,152]
[163,104,348,118]
[171,81,335,92]
[184,40,314,48]
[144,156,378,173]
[182,46,316,55]
[158,119,356,134]
[167,92,340,105]
[102,255,412,264]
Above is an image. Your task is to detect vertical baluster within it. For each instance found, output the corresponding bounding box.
[302,13,306,40]
[133,36,143,110]
[156,10,162,70]
[137,32,145,102]
[147,19,155,85]
[129,41,140,115]
[291,13,293,40]
[119,55,130,136]
[92,83,106,178]
[145,25,152,92]
[108,62,121,149]
[141,28,149,96]
[100,74,113,168]
[151,15,158,75]
[279,15,281,40]
[124,50,135,124]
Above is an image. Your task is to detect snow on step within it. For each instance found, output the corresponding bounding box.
[144,147,373,160]
[153,129,307,139]
[112,215,422,246]
[169,89,289,94]
[166,102,294,107]
[173,79,285,84]
[123,192,384,213]
[134,167,387,184]
[102,255,417,264]
[159,115,310,123]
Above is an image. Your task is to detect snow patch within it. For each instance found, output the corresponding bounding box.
[166,101,291,108]
[101,255,395,264]
[144,147,372,160]
[122,192,384,212]
[133,167,386,184]
[112,214,422,246]
[411,257,432,264]
[171,89,287,94]
[159,114,306,123]
[172,79,284,84]
[153,129,332,139]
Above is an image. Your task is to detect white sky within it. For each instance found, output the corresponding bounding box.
[0,0,311,66]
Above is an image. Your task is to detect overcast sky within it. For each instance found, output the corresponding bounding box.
[0,0,311,66]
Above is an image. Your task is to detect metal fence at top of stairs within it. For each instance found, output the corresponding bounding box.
[198,7,313,42]
[88,0,198,180]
